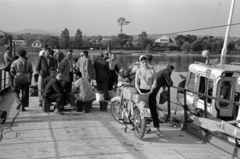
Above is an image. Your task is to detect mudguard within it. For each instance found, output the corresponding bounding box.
[111,96,121,102]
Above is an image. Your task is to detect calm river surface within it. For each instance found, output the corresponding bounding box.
[1,52,240,72]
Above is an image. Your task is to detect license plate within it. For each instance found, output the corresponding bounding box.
[143,108,151,117]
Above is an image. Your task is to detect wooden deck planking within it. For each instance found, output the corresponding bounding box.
[0,93,234,159]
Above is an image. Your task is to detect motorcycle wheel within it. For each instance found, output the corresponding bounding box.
[111,100,124,125]
[133,108,146,139]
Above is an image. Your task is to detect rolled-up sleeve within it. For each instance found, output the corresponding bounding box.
[163,72,173,87]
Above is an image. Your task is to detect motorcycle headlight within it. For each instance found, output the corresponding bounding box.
[117,82,123,87]
[139,101,147,109]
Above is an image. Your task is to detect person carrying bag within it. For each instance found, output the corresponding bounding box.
[10,50,33,111]
[13,59,31,86]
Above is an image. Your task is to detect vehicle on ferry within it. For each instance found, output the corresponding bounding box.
[181,60,240,123]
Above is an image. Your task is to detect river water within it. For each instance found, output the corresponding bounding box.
[1,52,240,112]
[2,52,240,72]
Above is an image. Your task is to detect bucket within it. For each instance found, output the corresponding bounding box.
[96,92,103,102]
[82,102,92,113]
[99,101,108,111]
[42,98,50,112]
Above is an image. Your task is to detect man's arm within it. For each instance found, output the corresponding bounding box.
[163,72,173,87]
[52,81,64,94]
[105,61,111,78]
[58,60,65,73]
[35,56,42,74]
[150,69,157,93]
[29,62,33,84]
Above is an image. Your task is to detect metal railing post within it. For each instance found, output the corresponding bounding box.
[183,89,188,124]
[0,70,2,91]
[167,86,171,118]
[204,96,208,118]
[3,70,6,90]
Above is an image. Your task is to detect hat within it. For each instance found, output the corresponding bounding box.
[17,49,27,57]
[139,55,148,61]
[167,63,175,70]
[145,53,153,62]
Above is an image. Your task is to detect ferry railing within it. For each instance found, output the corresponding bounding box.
[168,85,240,157]
[168,85,240,125]
[0,68,9,93]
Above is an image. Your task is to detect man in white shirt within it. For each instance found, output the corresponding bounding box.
[39,45,48,56]
[71,71,95,102]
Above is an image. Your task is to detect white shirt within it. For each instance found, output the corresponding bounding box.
[39,49,45,56]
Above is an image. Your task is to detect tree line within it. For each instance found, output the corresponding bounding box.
[1,28,240,54]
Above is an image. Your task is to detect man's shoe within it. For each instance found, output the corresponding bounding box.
[21,107,26,112]
[60,107,67,111]
[54,109,64,115]
[103,98,111,102]
[64,103,73,110]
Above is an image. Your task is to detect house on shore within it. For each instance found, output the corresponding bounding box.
[32,40,42,48]
[12,40,27,46]
[155,35,170,43]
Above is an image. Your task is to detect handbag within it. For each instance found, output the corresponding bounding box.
[159,89,168,104]
[13,60,30,86]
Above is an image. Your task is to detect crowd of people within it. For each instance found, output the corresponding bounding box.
[4,46,174,136]
[3,45,120,114]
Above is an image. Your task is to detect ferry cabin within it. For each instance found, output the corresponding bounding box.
[184,62,240,122]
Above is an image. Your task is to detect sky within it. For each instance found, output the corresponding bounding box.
[0,0,240,37]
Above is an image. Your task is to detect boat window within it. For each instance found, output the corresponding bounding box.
[219,81,232,108]
[187,72,195,92]
[198,76,213,103]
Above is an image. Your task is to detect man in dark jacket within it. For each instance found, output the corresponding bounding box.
[41,68,57,95]
[94,53,111,100]
[36,48,57,107]
[43,73,65,114]
[58,49,74,94]
[149,64,174,114]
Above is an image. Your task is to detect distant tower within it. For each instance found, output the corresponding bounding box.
[117,17,130,33]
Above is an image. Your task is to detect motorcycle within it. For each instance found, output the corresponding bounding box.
[110,82,152,139]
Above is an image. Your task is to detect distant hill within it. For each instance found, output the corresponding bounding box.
[10,28,95,36]
[12,28,51,35]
